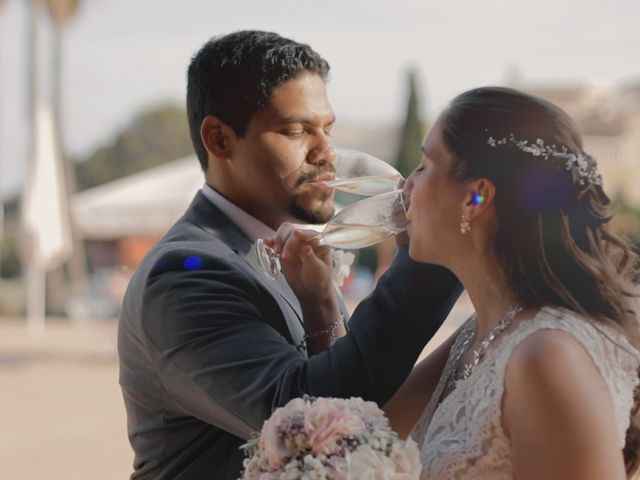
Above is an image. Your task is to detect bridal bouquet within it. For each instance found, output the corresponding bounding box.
[240,395,421,479]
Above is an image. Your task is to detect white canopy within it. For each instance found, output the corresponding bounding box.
[72,156,204,239]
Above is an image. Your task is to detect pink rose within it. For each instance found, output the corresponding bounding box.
[304,397,366,455]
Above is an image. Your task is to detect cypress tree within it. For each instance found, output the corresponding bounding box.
[394,69,426,178]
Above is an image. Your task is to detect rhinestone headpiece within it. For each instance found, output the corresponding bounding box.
[487,134,602,188]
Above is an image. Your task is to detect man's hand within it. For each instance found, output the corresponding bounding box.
[264,223,344,354]
[263,223,334,304]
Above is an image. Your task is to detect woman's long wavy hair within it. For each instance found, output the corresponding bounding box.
[439,86,640,476]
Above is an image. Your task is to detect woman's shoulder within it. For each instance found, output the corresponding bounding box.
[498,305,639,395]
[503,305,640,447]
[514,306,640,358]
[507,305,639,374]
[505,323,602,392]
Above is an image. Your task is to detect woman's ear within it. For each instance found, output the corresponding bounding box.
[462,178,495,221]
[200,116,234,160]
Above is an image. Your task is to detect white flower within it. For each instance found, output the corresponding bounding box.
[331,249,355,287]
[389,440,422,479]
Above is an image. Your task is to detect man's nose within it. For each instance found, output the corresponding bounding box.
[306,142,336,167]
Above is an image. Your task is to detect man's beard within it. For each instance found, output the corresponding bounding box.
[289,167,336,224]
[290,197,334,224]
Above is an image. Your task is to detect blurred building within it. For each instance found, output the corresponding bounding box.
[72,155,203,269]
[511,77,640,205]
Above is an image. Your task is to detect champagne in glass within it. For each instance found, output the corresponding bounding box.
[320,224,405,250]
[255,189,409,279]
[325,148,403,196]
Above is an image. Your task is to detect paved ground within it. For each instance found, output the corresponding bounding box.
[0,317,132,480]
[0,298,468,479]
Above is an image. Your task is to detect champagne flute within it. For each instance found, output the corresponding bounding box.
[255,189,409,280]
[326,148,403,196]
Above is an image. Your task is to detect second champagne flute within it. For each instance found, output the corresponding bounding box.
[255,189,410,280]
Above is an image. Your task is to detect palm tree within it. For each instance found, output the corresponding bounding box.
[44,0,79,125]
[43,0,88,297]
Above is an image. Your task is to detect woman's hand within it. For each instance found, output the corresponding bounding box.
[263,223,334,303]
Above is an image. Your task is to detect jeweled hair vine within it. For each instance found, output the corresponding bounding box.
[486,134,602,189]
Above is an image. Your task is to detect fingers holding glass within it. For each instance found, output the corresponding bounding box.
[256,188,409,280]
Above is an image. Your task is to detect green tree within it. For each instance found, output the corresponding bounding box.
[371,70,427,278]
[611,195,640,244]
[610,195,640,281]
[394,69,426,178]
[0,197,20,279]
[75,102,194,190]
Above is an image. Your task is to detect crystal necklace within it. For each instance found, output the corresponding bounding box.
[451,305,522,384]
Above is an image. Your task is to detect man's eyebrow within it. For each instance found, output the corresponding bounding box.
[276,115,336,125]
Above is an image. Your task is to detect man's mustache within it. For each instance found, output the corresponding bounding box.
[294,167,336,188]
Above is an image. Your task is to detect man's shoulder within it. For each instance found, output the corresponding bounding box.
[145,211,236,260]
[139,233,239,280]
[120,225,259,327]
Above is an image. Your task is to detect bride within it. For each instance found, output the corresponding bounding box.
[269,86,640,479]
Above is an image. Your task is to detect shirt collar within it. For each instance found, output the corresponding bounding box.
[200,183,275,242]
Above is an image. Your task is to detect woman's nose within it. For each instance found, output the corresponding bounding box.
[404,170,415,194]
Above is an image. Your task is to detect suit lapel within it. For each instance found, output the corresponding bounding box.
[241,245,306,347]
[184,192,305,347]
[242,243,303,316]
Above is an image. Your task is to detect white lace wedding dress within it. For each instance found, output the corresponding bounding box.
[410,306,640,479]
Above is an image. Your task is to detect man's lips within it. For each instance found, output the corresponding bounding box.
[312,172,336,183]
[304,172,336,187]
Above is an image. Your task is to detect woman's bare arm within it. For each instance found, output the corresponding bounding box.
[503,330,626,480]
[384,326,461,438]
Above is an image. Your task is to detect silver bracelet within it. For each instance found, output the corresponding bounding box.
[297,315,343,351]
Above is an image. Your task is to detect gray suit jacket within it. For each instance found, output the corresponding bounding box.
[118,191,461,479]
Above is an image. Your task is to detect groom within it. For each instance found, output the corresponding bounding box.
[118,30,461,479]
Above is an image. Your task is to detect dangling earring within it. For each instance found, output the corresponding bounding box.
[460,215,471,234]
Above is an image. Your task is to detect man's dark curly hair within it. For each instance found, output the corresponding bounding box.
[186,30,330,170]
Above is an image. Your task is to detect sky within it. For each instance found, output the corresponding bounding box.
[1,0,639,198]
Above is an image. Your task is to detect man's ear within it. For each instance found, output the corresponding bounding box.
[462,178,495,221]
[200,116,234,160]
